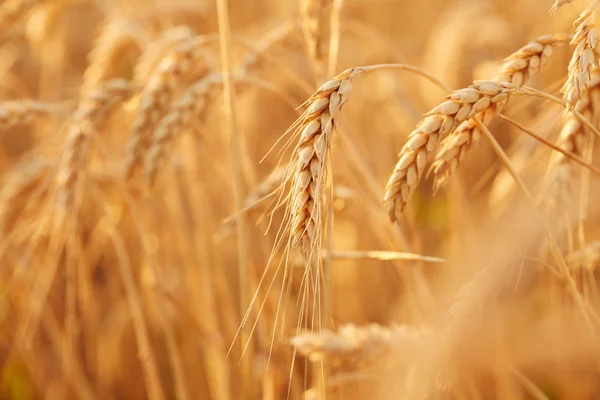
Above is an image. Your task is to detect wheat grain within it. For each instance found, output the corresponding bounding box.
[563,0,600,106]
[429,34,570,192]
[144,73,222,187]
[56,79,135,207]
[289,67,361,259]
[124,35,212,179]
[383,81,515,221]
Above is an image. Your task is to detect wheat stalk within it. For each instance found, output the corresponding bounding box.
[383,80,515,221]
[124,35,212,179]
[563,0,600,106]
[428,34,570,192]
[56,79,135,206]
[144,73,222,187]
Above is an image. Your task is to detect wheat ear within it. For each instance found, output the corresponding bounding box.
[289,68,360,258]
[144,73,222,187]
[563,0,600,106]
[300,0,332,82]
[383,81,515,221]
[124,35,212,179]
[291,323,429,362]
[56,79,135,206]
[133,26,196,82]
[0,100,65,129]
[429,34,570,192]
[545,69,600,200]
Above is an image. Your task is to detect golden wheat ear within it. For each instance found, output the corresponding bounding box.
[124,35,214,180]
[429,34,570,193]
[287,68,361,260]
[384,81,515,222]
[543,68,600,205]
[563,0,600,106]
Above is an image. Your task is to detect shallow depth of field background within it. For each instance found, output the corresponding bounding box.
[1,0,599,399]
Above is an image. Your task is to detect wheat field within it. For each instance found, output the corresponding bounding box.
[3,0,600,399]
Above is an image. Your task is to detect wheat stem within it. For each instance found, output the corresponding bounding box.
[216,0,254,398]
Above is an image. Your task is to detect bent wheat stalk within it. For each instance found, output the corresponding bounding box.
[383,80,515,221]
[429,34,570,192]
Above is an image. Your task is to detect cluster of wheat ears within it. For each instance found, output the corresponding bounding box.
[5,0,600,399]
